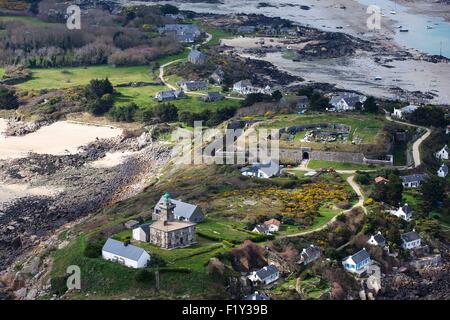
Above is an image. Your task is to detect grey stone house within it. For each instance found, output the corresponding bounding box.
[153,195,204,223]
[188,49,207,65]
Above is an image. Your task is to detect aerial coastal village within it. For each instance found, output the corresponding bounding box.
[0,0,448,304]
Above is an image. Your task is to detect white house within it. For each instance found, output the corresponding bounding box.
[400,173,428,188]
[329,92,366,111]
[264,219,281,233]
[248,265,279,285]
[102,238,151,269]
[252,224,272,235]
[367,231,386,247]
[233,80,271,95]
[392,105,419,119]
[342,248,371,273]
[401,230,421,250]
[437,164,448,178]
[391,203,413,221]
[297,244,321,265]
[132,224,151,242]
[435,145,449,160]
[241,160,280,179]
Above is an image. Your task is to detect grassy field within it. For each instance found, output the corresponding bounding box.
[51,235,229,299]
[261,113,386,144]
[307,160,376,171]
[16,65,154,91]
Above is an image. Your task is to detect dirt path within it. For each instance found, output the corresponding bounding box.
[384,113,431,168]
[279,174,366,239]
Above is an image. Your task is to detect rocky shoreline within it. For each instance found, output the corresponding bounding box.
[0,129,171,274]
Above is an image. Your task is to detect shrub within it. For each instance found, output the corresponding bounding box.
[50,276,68,295]
[134,269,154,283]
[0,85,19,110]
[83,238,103,258]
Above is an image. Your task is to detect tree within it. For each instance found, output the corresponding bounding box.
[109,103,138,122]
[409,106,446,127]
[159,4,179,15]
[85,78,113,100]
[86,93,114,115]
[271,90,282,101]
[385,174,403,206]
[0,85,19,110]
[134,269,154,283]
[363,96,378,113]
[309,92,329,111]
[420,176,445,211]
[153,103,179,122]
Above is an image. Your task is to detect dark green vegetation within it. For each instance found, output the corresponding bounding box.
[49,165,357,299]
[0,85,19,109]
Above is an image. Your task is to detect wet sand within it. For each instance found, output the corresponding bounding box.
[0,119,123,160]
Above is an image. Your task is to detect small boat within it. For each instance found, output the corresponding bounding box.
[390,10,397,15]
[399,29,409,32]
[427,25,433,29]
[374,76,383,81]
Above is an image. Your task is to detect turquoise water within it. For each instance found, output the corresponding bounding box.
[356,0,450,57]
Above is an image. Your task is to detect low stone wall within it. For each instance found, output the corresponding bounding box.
[279,148,365,164]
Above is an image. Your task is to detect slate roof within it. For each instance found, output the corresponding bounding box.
[438,164,448,175]
[253,224,270,233]
[438,145,450,153]
[254,265,278,280]
[243,291,270,300]
[400,203,412,214]
[202,92,224,101]
[372,233,386,244]
[400,173,429,183]
[188,49,205,61]
[155,196,200,221]
[399,105,419,113]
[257,160,280,177]
[102,238,148,261]
[301,245,321,259]
[401,231,420,243]
[234,79,252,89]
[330,92,366,108]
[347,249,370,265]
[136,223,151,235]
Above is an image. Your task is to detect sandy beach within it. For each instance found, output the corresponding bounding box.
[0,119,123,160]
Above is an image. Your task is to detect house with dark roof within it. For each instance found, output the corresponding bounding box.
[153,195,204,223]
[210,68,225,84]
[437,164,448,178]
[401,230,421,250]
[248,265,280,285]
[243,291,270,300]
[342,248,371,273]
[297,244,321,265]
[400,173,428,188]
[252,224,271,235]
[435,145,449,160]
[391,203,413,221]
[154,89,184,102]
[201,92,224,102]
[241,160,280,179]
[102,238,151,269]
[367,231,386,247]
[278,95,310,110]
[158,24,201,43]
[177,80,208,92]
[188,49,207,65]
[393,105,419,119]
[329,92,366,111]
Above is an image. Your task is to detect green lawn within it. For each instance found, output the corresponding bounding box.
[204,27,235,46]
[0,15,57,25]
[261,113,386,144]
[156,48,190,65]
[16,65,154,91]
[196,217,257,243]
[307,160,376,171]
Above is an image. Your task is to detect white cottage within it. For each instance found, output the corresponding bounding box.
[401,230,421,250]
[102,238,151,269]
[248,265,279,285]
[367,232,386,247]
[435,145,449,160]
[241,160,280,179]
[391,203,413,221]
[392,105,419,119]
[342,248,371,273]
[437,164,448,178]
